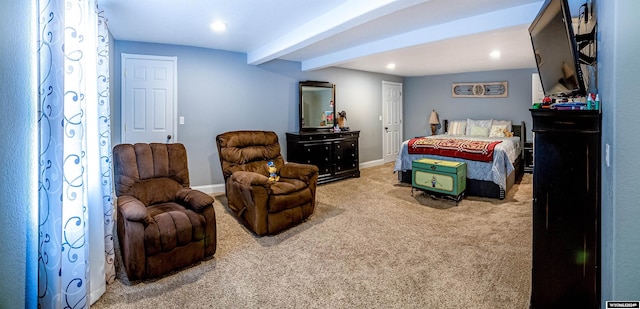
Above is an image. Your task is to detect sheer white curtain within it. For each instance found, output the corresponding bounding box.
[97,7,116,288]
[37,0,115,307]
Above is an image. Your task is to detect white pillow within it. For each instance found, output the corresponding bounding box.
[491,120,512,132]
[448,120,466,135]
[466,119,493,135]
[489,124,508,137]
[469,126,490,137]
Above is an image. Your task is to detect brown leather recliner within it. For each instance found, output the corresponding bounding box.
[216,131,319,236]
[113,143,216,280]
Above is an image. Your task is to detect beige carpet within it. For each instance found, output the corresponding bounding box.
[92,163,533,309]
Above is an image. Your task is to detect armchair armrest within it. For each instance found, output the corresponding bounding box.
[117,195,150,224]
[280,162,319,182]
[176,188,214,212]
[230,171,271,187]
[226,171,271,219]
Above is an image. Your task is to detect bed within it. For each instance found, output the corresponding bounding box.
[394,119,525,199]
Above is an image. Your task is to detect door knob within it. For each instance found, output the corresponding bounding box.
[167,135,172,140]
[384,127,389,131]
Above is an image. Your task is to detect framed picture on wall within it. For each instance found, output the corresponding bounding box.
[452,81,508,98]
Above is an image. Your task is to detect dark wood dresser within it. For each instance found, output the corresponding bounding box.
[530,109,601,308]
[286,131,360,184]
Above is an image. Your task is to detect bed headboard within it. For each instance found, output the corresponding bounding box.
[513,121,525,143]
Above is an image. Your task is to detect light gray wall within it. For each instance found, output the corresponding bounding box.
[598,0,640,305]
[113,41,403,187]
[0,2,37,308]
[403,69,538,141]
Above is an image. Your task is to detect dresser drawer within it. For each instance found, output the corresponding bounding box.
[300,133,332,141]
[531,109,600,133]
[337,132,359,138]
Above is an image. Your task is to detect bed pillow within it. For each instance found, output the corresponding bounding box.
[491,120,512,132]
[448,120,466,135]
[465,119,492,136]
[469,126,490,137]
[489,124,508,137]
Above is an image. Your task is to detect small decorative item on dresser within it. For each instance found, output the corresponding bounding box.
[429,110,439,135]
[338,110,348,129]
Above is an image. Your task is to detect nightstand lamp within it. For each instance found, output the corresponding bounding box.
[429,110,440,135]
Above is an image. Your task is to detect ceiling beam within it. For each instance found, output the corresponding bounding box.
[246,0,431,65]
[301,1,544,71]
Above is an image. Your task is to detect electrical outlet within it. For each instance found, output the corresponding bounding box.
[605,143,610,167]
[179,116,185,125]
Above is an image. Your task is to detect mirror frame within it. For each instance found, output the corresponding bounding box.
[299,81,336,132]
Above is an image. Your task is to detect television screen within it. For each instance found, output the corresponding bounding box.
[528,0,586,97]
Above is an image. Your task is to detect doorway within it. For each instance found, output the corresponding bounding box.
[121,53,177,144]
[382,81,403,163]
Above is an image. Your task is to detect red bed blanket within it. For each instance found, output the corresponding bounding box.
[407,137,502,162]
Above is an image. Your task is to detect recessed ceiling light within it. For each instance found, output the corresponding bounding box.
[210,21,227,32]
[490,50,501,59]
[386,63,396,70]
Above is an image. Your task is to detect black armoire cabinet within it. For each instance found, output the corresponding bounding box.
[286,131,360,184]
[530,109,601,309]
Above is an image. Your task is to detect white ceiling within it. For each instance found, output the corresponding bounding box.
[99,0,585,77]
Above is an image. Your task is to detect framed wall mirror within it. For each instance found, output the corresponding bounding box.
[299,81,335,131]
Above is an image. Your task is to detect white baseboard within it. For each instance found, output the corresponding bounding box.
[192,184,225,195]
[193,159,387,194]
[360,159,385,169]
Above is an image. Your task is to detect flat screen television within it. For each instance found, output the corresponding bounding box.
[529,0,587,97]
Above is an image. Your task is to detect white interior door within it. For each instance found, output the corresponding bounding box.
[382,81,403,163]
[122,54,177,144]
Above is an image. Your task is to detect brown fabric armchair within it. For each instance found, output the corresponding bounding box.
[216,131,319,236]
[113,143,216,280]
